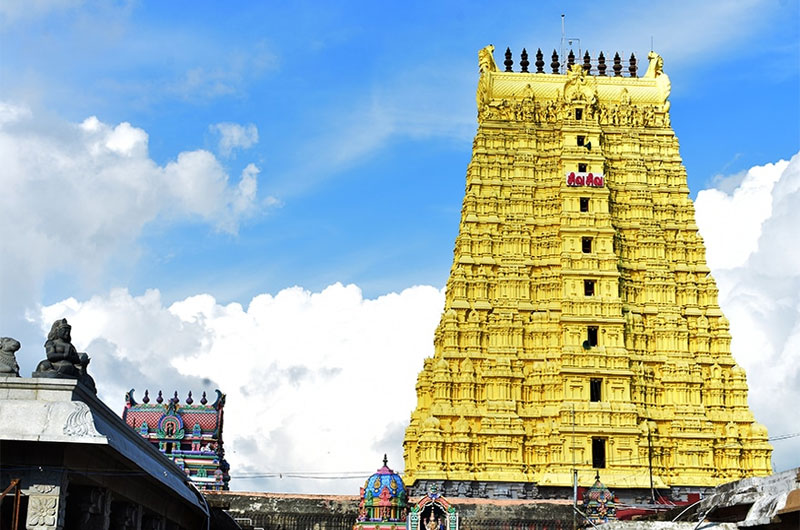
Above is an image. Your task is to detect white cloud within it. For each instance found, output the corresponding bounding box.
[586,0,774,69]
[0,0,83,25]
[695,159,788,269]
[0,102,265,329]
[39,283,445,494]
[275,64,475,197]
[696,152,800,473]
[211,122,259,157]
[0,100,32,124]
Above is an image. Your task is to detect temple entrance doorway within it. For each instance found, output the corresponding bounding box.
[420,503,447,530]
[408,489,458,530]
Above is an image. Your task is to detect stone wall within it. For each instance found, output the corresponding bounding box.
[206,492,573,530]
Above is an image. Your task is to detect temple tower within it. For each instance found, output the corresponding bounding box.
[402,46,772,498]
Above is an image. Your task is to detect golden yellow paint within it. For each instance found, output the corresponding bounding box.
[402,48,772,490]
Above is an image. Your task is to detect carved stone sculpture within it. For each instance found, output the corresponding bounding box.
[32,319,97,393]
[478,44,497,74]
[0,337,21,376]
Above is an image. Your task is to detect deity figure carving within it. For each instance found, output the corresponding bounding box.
[32,318,97,393]
[563,64,598,108]
[0,337,21,376]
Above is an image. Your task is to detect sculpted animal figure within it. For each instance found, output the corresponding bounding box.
[0,337,21,376]
[643,51,664,78]
[478,44,498,73]
[644,51,671,112]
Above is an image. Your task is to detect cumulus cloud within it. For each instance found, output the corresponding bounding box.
[695,159,788,269]
[695,152,800,473]
[211,122,259,157]
[0,102,266,333]
[40,283,445,493]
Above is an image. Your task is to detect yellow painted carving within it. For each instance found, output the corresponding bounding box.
[402,47,772,490]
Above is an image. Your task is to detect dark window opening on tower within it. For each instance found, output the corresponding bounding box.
[587,326,598,346]
[584,280,595,296]
[580,197,590,212]
[590,378,602,402]
[578,163,587,172]
[582,237,592,253]
[592,438,606,468]
[575,108,583,120]
[577,135,585,146]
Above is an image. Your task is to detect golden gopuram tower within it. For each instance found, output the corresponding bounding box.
[402,46,772,499]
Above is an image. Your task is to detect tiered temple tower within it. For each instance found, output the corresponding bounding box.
[402,46,772,498]
[123,389,231,491]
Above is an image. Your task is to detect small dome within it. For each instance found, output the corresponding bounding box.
[751,422,768,438]
[358,456,407,524]
[434,358,450,372]
[422,415,441,431]
[582,472,617,524]
[362,455,407,505]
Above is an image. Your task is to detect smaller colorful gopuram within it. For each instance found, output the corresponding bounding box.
[582,473,617,525]
[123,388,230,490]
[354,456,408,530]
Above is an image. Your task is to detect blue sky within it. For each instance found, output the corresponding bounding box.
[2,1,799,492]
[3,0,797,307]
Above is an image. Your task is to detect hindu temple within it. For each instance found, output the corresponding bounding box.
[402,45,773,500]
[123,388,231,491]
[354,456,408,530]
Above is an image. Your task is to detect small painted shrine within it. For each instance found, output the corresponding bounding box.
[123,388,230,491]
[408,487,459,530]
[581,473,617,525]
[354,456,408,530]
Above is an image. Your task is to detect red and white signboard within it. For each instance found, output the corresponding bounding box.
[566,171,605,187]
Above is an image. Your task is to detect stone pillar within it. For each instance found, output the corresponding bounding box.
[110,501,142,530]
[140,512,165,530]
[23,473,68,530]
[69,486,111,530]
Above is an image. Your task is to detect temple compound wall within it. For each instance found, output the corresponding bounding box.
[205,491,573,530]
[402,46,772,499]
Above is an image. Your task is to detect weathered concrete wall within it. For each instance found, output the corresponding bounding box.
[206,492,358,530]
[206,492,574,530]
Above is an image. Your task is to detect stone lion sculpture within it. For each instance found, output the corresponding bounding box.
[0,337,21,376]
[32,318,96,393]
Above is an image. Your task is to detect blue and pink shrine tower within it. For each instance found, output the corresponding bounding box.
[355,456,459,530]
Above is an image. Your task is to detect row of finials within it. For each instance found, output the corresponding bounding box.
[501,47,640,77]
